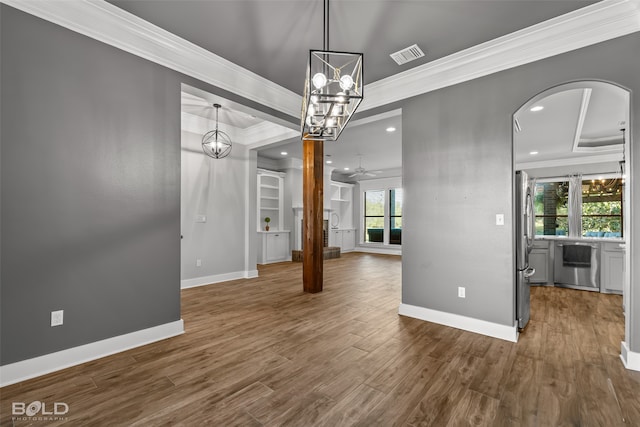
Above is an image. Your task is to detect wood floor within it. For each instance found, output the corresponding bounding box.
[2,253,639,426]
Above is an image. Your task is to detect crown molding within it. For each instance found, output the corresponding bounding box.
[181,112,242,142]
[516,152,624,171]
[3,0,640,117]
[2,0,301,118]
[244,122,299,149]
[360,0,640,111]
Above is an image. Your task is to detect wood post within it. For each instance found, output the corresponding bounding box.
[302,136,324,293]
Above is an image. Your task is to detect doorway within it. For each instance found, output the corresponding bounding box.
[513,80,631,357]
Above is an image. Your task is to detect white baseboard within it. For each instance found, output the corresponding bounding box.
[620,341,640,371]
[355,246,402,256]
[0,319,184,387]
[398,303,518,342]
[181,270,257,289]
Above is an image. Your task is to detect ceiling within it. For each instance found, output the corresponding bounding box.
[260,111,402,180]
[109,0,597,94]
[515,81,628,178]
[111,0,619,180]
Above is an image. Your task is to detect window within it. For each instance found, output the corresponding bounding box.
[364,190,384,242]
[389,188,402,245]
[533,177,623,237]
[533,181,568,236]
[581,178,623,237]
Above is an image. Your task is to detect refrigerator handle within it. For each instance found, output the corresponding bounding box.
[524,267,536,278]
[525,191,534,248]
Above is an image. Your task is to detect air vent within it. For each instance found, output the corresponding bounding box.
[390,44,425,65]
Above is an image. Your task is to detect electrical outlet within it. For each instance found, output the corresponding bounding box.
[195,214,207,223]
[496,214,505,226]
[196,258,202,267]
[51,310,64,327]
[458,287,466,298]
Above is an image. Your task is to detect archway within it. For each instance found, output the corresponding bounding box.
[513,80,632,362]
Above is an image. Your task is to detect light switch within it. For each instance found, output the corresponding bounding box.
[496,214,505,226]
[196,215,207,223]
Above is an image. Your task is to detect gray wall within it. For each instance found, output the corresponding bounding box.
[402,32,640,351]
[181,131,251,280]
[0,5,183,364]
[0,5,284,365]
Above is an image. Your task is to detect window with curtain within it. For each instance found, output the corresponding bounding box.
[533,177,623,237]
[533,181,569,236]
[581,178,623,237]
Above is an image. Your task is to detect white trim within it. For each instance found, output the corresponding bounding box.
[181,270,257,289]
[620,341,640,371]
[244,122,299,149]
[398,303,518,342]
[355,246,402,256]
[0,320,184,387]
[2,0,300,117]
[4,0,640,119]
[516,152,624,171]
[181,112,242,142]
[571,88,593,152]
[360,0,640,111]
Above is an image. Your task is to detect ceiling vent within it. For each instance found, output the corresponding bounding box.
[390,44,425,65]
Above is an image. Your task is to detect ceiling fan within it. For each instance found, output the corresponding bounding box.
[349,156,381,178]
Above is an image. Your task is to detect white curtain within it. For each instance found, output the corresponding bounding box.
[568,174,582,238]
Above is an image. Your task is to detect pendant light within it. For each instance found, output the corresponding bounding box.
[202,103,232,159]
[301,0,363,141]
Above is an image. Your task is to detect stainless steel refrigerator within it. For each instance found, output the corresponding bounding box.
[516,170,535,330]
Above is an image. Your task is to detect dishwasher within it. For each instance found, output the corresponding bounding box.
[554,241,600,291]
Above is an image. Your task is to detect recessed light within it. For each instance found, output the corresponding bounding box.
[280,151,288,156]
[344,167,350,171]
[386,126,396,132]
[529,151,539,155]
[530,105,544,112]
[326,160,333,164]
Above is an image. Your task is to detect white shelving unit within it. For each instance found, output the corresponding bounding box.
[329,181,355,252]
[257,169,290,264]
[257,169,285,231]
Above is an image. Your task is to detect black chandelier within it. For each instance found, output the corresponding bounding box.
[300,0,363,141]
[202,103,232,159]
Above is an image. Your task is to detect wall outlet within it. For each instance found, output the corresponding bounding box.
[496,214,505,226]
[196,258,202,267]
[51,310,64,327]
[195,214,207,223]
[458,287,466,298]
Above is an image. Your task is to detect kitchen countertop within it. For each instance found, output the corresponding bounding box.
[535,235,625,243]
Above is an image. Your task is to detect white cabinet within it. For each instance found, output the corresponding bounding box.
[257,169,285,231]
[258,231,290,264]
[601,242,624,294]
[529,240,550,284]
[330,229,355,252]
[341,229,355,252]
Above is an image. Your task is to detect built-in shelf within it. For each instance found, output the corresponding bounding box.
[257,169,285,232]
[329,182,354,242]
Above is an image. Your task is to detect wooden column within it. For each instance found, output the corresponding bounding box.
[302,136,324,293]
